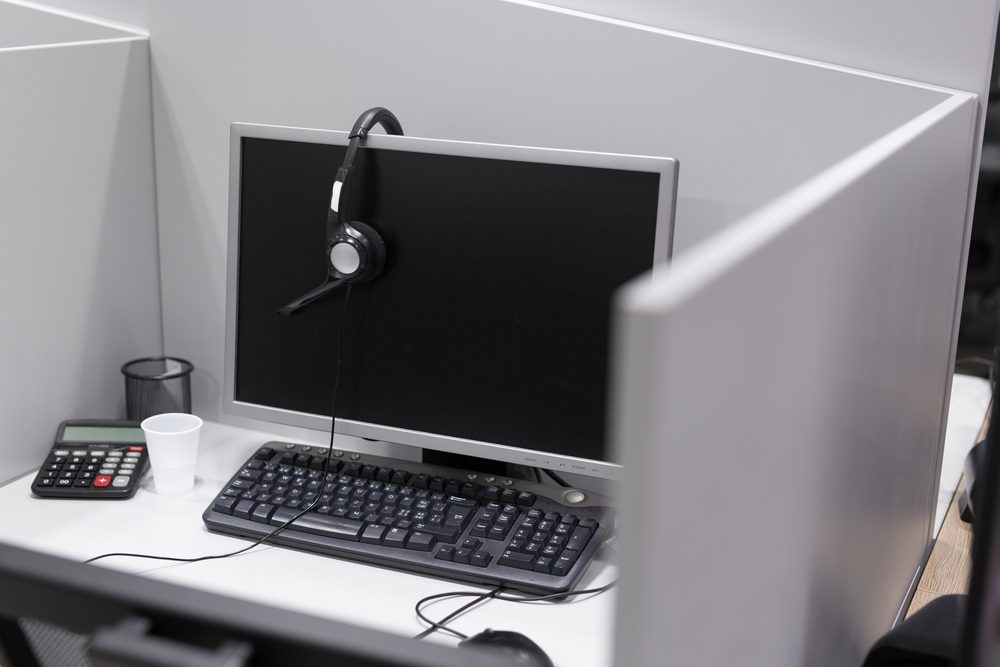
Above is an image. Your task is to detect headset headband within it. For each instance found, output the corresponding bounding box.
[331,107,404,218]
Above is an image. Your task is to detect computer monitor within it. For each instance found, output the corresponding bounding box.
[0,541,511,667]
[224,123,676,481]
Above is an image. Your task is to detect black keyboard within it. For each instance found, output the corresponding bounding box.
[202,442,612,594]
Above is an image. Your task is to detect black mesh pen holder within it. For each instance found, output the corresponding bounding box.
[121,357,194,421]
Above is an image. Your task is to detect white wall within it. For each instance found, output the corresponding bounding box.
[535,0,998,101]
[0,9,161,481]
[0,1,125,46]
[14,0,147,29]
[147,0,951,425]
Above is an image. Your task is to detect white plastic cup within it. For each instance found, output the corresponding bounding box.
[140,413,203,496]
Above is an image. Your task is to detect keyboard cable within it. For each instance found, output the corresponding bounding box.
[412,579,619,641]
[84,285,355,565]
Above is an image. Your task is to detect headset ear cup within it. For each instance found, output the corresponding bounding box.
[347,220,387,281]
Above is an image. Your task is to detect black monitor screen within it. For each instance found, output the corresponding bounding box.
[233,133,665,467]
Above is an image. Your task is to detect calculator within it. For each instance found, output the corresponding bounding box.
[31,420,150,499]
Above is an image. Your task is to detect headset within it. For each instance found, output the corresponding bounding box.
[279,107,403,316]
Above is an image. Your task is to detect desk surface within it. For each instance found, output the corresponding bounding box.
[0,420,619,667]
[0,374,988,667]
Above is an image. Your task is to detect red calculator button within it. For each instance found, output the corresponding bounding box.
[94,475,112,488]
[128,446,144,452]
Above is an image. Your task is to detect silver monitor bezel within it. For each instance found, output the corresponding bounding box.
[224,122,677,481]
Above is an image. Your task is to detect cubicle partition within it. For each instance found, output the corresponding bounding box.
[612,87,979,665]
[0,2,161,483]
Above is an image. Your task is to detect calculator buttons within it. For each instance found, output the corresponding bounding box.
[34,432,148,499]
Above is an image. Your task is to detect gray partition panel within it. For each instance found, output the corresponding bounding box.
[610,94,977,665]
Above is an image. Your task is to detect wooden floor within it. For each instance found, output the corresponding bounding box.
[905,412,985,618]
[906,477,975,617]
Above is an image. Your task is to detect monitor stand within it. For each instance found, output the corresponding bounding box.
[421,450,538,483]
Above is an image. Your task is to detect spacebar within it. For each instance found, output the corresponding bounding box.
[276,510,363,541]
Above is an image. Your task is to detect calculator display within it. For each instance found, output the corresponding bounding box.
[61,426,145,443]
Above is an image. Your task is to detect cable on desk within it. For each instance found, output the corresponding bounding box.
[413,587,503,640]
[85,285,356,567]
[411,580,618,641]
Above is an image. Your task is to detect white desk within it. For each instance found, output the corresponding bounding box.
[0,420,618,667]
[0,373,988,667]
[935,374,992,534]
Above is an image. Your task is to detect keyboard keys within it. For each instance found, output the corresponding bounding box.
[251,503,276,523]
[233,499,256,519]
[565,527,592,552]
[204,447,609,593]
[411,523,460,543]
[533,556,553,573]
[444,506,474,529]
[284,512,364,541]
[498,551,535,570]
[269,506,300,525]
[516,491,536,507]
[384,527,408,548]
[551,552,579,577]
[361,524,388,544]
[406,531,436,551]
